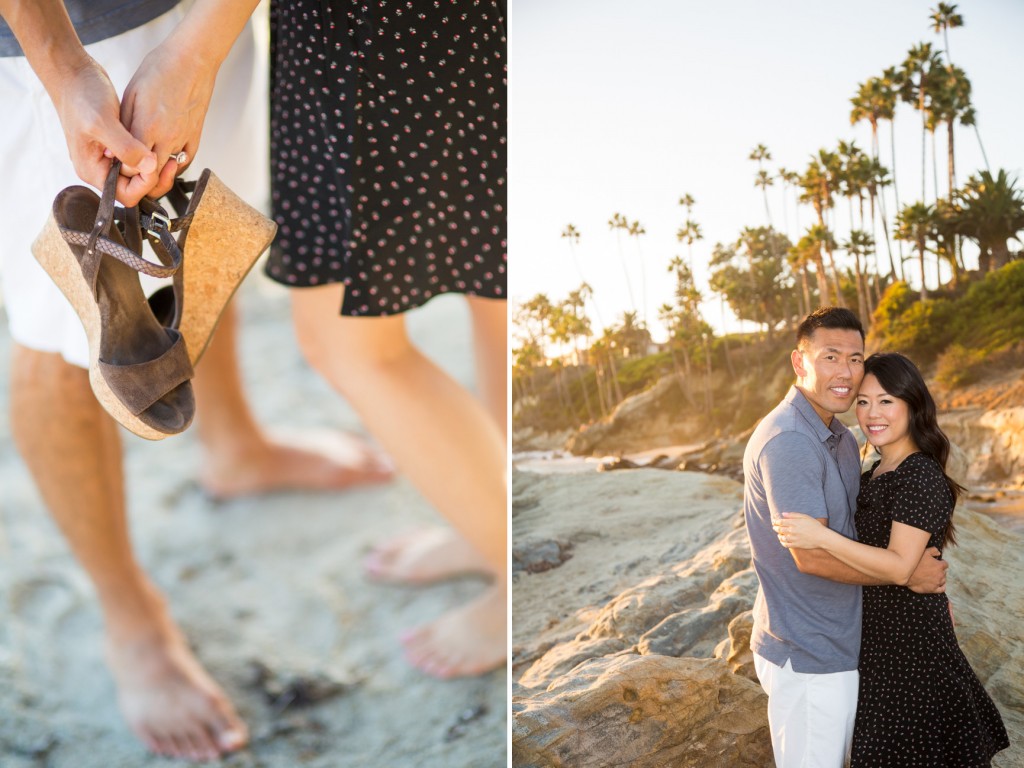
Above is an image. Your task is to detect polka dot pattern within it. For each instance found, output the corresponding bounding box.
[852,452,1009,766]
[266,0,507,315]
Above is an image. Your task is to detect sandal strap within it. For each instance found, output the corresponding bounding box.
[97,328,194,415]
[63,162,184,296]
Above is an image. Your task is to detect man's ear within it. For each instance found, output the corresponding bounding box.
[791,348,806,378]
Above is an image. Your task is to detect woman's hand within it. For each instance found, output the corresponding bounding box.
[773,512,828,550]
[120,42,218,199]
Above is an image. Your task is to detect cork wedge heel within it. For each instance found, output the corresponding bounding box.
[31,162,195,440]
[146,171,278,366]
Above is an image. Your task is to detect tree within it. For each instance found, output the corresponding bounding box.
[750,144,776,230]
[895,202,937,299]
[798,159,833,303]
[627,218,648,328]
[608,212,637,313]
[955,170,1024,272]
[930,2,963,60]
[851,76,901,279]
[709,227,793,339]
[660,256,710,406]
[899,42,944,202]
[843,229,876,321]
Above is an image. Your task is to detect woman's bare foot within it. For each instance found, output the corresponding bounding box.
[199,428,393,500]
[400,583,507,678]
[104,587,247,762]
[363,527,492,584]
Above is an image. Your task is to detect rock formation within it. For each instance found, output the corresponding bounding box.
[512,468,1024,767]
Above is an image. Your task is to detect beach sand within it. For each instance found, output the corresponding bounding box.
[0,273,506,767]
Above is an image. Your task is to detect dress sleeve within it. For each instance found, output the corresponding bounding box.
[759,431,828,521]
[889,456,952,537]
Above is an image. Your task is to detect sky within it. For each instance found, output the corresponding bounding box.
[509,0,1024,345]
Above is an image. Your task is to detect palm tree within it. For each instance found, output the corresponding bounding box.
[560,289,596,421]
[627,218,648,329]
[930,3,963,59]
[807,223,840,305]
[777,167,801,238]
[607,212,636,313]
[900,42,944,202]
[843,230,876,321]
[787,236,816,317]
[927,3,989,175]
[895,202,937,299]
[561,223,606,330]
[850,79,901,281]
[879,66,906,271]
[750,144,775,228]
[797,161,832,303]
[956,169,1024,272]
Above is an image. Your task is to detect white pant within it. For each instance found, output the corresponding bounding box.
[0,2,267,367]
[754,652,859,768]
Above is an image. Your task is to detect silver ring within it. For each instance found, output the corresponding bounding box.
[169,151,188,164]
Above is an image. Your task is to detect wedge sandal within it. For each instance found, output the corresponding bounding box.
[31,161,195,440]
[145,170,278,366]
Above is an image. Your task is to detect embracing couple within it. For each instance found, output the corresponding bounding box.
[743,307,1009,767]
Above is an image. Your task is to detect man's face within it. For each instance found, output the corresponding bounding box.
[791,328,865,424]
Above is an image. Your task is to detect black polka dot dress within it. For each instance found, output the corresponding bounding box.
[266,0,507,315]
[852,452,1009,767]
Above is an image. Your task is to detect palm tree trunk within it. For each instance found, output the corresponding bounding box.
[974,124,991,172]
[889,120,905,278]
[917,238,928,300]
[826,244,844,307]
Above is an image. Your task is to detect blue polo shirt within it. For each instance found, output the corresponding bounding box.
[0,1,178,57]
[743,386,862,673]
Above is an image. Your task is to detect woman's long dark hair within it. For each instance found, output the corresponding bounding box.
[864,353,964,548]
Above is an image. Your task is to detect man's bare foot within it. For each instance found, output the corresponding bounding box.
[400,583,507,678]
[199,428,393,500]
[104,589,247,762]
[363,527,492,584]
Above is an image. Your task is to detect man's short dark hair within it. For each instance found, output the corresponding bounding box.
[796,307,865,348]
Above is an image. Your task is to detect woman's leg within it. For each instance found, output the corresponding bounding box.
[362,295,507,584]
[291,286,506,676]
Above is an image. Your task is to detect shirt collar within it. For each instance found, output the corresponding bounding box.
[785,386,847,444]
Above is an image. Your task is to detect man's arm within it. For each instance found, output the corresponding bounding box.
[0,0,158,201]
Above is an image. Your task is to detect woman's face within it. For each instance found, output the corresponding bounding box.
[856,373,912,452]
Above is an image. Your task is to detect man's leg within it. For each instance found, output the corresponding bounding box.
[9,344,247,762]
[754,653,858,768]
[191,302,393,499]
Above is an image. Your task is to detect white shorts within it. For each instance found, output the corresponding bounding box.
[754,652,859,768]
[0,3,268,368]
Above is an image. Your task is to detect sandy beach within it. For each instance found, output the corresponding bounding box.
[0,273,506,767]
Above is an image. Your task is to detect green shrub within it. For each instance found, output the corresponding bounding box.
[935,343,987,388]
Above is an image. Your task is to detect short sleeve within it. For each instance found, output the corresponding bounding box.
[759,431,828,521]
[889,455,952,536]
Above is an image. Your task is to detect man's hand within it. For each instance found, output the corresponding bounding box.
[54,58,159,205]
[906,547,948,593]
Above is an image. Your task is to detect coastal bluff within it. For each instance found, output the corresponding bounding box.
[511,468,1024,767]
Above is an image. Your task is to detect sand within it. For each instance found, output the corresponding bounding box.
[0,273,506,767]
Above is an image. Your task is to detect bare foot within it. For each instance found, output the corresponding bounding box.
[199,428,393,500]
[363,527,492,584]
[400,583,507,678]
[104,590,247,762]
